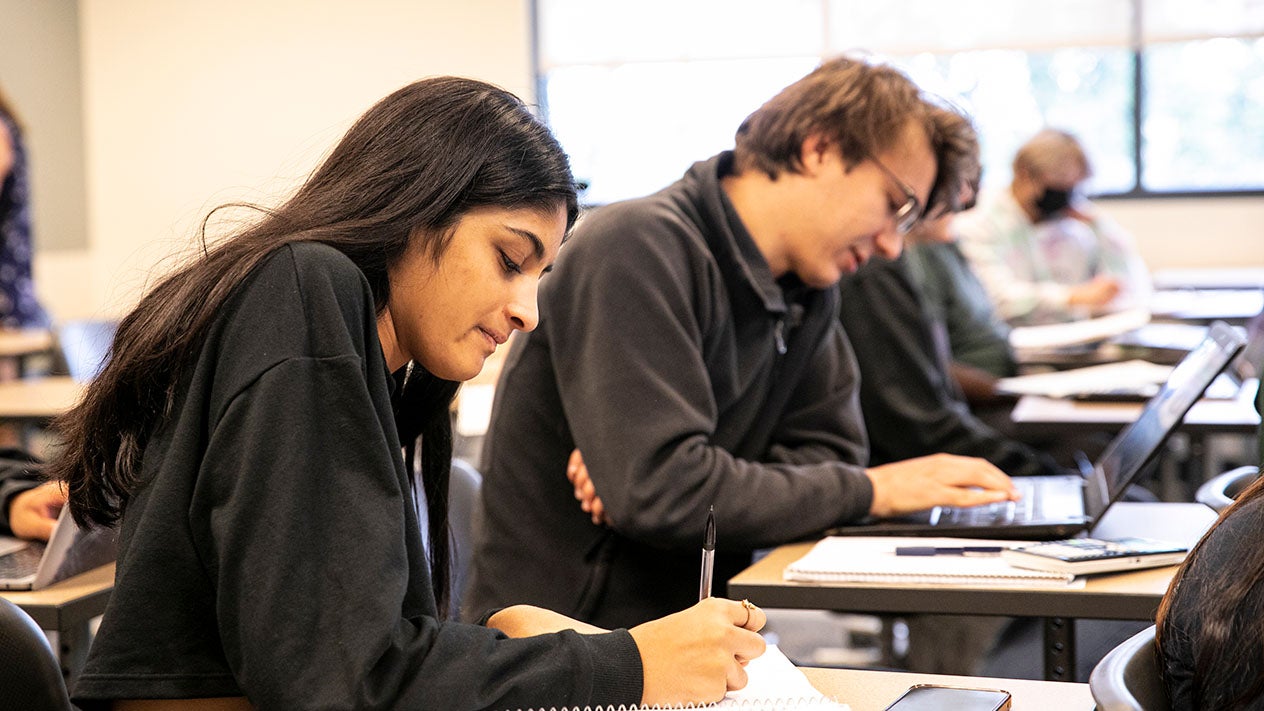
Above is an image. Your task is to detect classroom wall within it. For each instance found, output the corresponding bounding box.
[28,2,1264,321]
[1102,197,1264,270]
[52,0,534,320]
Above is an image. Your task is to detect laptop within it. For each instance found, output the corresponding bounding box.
[836,320,1248,540]
[0,505,117,590]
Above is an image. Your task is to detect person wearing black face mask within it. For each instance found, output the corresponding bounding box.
[952,128,1151,326]
[1033,185,1073,221]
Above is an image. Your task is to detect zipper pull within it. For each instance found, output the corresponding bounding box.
[774,319,787,355]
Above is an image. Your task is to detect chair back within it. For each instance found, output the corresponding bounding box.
[0,597,72,710]
[1195,465,1260,512]
[447,458,483,618]
[1089,624,1171,711]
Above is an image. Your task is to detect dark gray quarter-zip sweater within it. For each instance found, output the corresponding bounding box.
[469,153,874,629]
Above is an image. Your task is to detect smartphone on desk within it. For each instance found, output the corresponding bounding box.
[883,684,1012,711]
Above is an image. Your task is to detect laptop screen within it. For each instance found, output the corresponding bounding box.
[1096,321,1247,502]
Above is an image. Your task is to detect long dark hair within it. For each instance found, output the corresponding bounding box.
[52,76,578,615]
[1156,474,1264,708]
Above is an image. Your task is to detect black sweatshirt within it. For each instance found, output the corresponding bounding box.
[838,253,1062,476]
[469,153,873,629]
[72,242,641,710]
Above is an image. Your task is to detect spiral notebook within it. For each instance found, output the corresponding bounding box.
[784,537,1081,588]
[512,645,849,709]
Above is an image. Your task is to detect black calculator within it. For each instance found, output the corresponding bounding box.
[1001,537,1188,575]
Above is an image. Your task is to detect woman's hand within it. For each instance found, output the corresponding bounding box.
[630,597,767,707]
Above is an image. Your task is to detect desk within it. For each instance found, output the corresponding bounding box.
[1153,266,1264,291]
[1010,377,1260,437]
[804,666,1093,710]
[2,563,114,685]
[0,375,84,423]
[1011,378,1259,499]
[729,502,1216,683]
[1014,343,1128,370]
[1149,288,1264,325]
[0,328,54,378]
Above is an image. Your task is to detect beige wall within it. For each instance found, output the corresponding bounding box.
[1100,196,1264,270]
[53,0,533,320]
[31,2,1264,321]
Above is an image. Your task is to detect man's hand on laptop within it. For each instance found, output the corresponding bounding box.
[866,454,1020,517]
[8,481,66,541]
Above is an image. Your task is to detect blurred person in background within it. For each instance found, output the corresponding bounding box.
[0,85,51,331]
[954,128,1150,326]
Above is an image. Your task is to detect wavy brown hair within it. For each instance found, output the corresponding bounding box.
[732,55,979,218]
[51,76,578,615]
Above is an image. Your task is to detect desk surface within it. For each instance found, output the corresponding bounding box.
[0,566,1101,709]
[0,328,54,358]
[1011,377,1260,435]
[1153,267,1264,291]
[1149,287,1264,324]
[0,375,84,420]
[804,666,1093,710]
[729,503,1215,621]
[2,562,114,630]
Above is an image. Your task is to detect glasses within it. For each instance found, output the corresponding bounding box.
[871,157,922,235]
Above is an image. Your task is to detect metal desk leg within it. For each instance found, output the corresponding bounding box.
[48,621,93,689]
[1043,617,1076,681]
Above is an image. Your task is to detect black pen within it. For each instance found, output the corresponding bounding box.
[699,506,715,600]
[895,546,1004,557]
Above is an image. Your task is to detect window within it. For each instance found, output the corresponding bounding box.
[535,0,1264,203]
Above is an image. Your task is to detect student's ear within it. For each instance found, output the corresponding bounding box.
[799,134,834,177]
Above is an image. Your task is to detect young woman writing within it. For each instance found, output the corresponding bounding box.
[54,77,765,711]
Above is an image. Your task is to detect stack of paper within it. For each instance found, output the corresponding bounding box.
[1009,307,1151,352]
[995,360,1173,399]
[784,537,1081,588]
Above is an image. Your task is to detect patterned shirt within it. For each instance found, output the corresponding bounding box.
[953,188,1151,325]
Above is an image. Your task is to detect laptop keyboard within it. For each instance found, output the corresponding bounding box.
[939,477,1061,525]
[0,544,45,579]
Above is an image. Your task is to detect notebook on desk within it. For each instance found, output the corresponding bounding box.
[0,506,117,590]
[835,321,1247,541]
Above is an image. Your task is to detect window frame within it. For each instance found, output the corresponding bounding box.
[531,0,1264,201]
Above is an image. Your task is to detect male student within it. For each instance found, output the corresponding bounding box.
[467,57,1017,629]
[903,186,1016,384]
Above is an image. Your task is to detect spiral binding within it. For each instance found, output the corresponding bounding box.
[513,696,848,710]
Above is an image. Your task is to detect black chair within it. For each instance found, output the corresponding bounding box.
[447,457,483,619]
[0,597,73,710]
[411,457,483,619]
[1195,464,1260,512]
[1089,624,1170,711]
